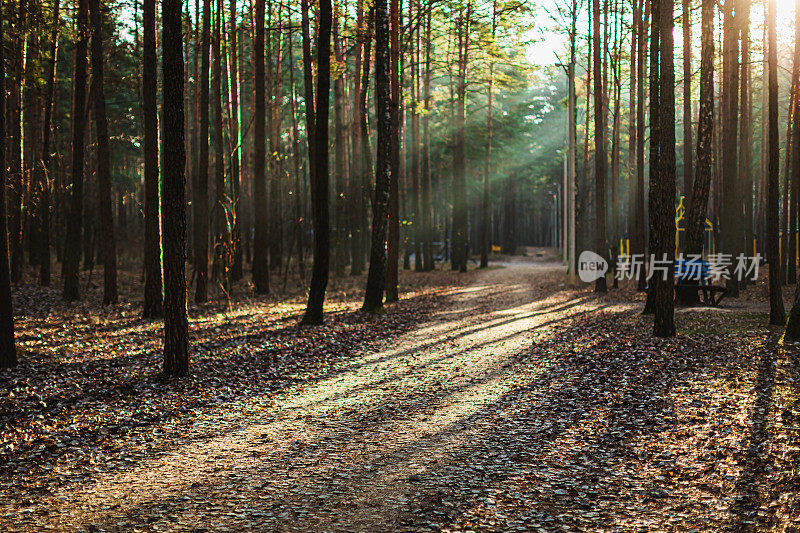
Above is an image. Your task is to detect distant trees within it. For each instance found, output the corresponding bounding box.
[768,0,786,327]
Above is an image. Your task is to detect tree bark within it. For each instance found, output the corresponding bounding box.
[451,1,470,274]
[592,0,607,292]
[162,0,190,376]
[301,0,332,324]
[385,0,403,299]
[349,0,366,276]
[333,4,349,277]
[721,0,739,296]
[194,0,211,302]
[252,0,269,293]
[682,0,693,198]
[652,0,676,336]
[768,0,786,326]
[229,0,243,281]
[63,0,89,301]
[39,0,60,287]
[789,0,800,284]
[142,0,163,317]
[363,0,392,313]
[0,0,17,367]
[685,0,714,260]
[89,0,118,305]
[481,0,496,269]
[421,2,433,271]
[212,0,228,288]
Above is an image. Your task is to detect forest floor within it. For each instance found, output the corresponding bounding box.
[2,250,800,532]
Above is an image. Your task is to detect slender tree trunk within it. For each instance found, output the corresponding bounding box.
[682,0,693,197]
[452,1,470,274]
[350,0,366,276]
[768,0,786,326]
[721,0,739,296]
[652,0,676,336]
[411,0,422,272]
[301,0,332,324]
[194,0,211,302]
[481,0,496,269]
[643,0,660,314]
[229,0,243,281]
[63,0,89,301]
[252,0,268,293]
[212,0,228,288]
[363,0,391,312]
[333,4,348,277]
[635,0,649,290]
[789,0,800,285]
[267,3,283,271]
[685,0,714,259]
[288,32,305,277]
[740,0,754,281]
[89,0,117,304]
[39,0,60,287]
[592,0,607,292]
[385,0,402,298]
[0,0,17,367]
[421,2,433,271]
[162,0,190,376]
[143,0,163,317]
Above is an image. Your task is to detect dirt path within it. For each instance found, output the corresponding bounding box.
[8,260,800,532]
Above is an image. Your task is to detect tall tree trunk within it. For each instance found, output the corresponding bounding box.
[63,0,89,301]
[267,3,283,271]
[229,0,243,281]
[363,0,392,312]
[651,0,676,336]
[288,31,305,277]
[643,0,660,314]
[162,0,190,376]
[333,4,348,277]
[143,0,163,317]
[89,0,117,304]
[39,0,60,287]
[212,0,228,288]
[349,0,366,276]
[789,0,800,285]
[385,0,403,298]
[451,1,470,274]
[685,0,714,259]
[682,0,693,197]
[740,0,754,281]
[592,0,607,292]
[481,0,496,269]
[635,0,649,290]
[252,0,268,293]
[301,0,332,324]
[768,0,786,326]
[0,0,17,367]
[411,0,422,272]
[421,2,433,271]
[194,0,211,302]
[721,0,739,296]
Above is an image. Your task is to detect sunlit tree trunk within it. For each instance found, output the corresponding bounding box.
[386,0,402,298]
[481,0,496,269]
[252,0,269,293]
[682,0,693,198]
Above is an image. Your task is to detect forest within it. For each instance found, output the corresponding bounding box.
[1,0,800,529]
